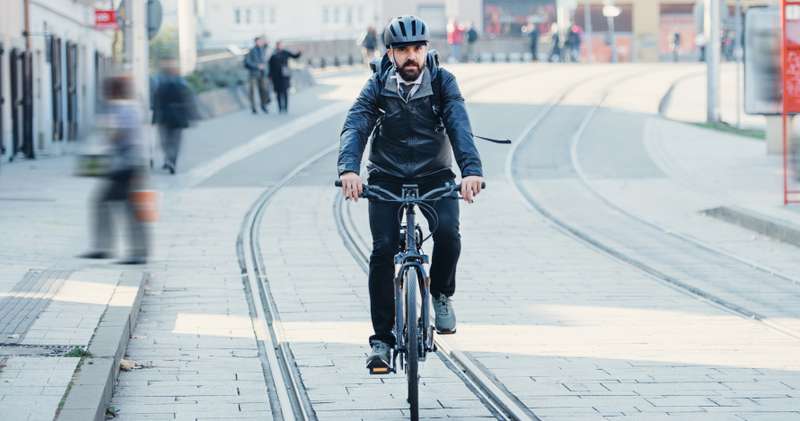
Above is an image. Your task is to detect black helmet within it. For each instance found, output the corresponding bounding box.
[384,15,429,48]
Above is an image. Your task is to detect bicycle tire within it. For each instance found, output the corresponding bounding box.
[405,269,419,421]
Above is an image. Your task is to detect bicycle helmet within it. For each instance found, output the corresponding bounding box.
[384,15,429,48]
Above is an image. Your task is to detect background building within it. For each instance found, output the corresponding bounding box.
[194,0,483,52]
[0,0,114,161]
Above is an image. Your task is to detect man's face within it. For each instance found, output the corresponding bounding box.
[256,38,266,47]
[390,43,428,81]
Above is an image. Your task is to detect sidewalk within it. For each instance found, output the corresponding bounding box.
[0,68,372,420]
[661,62,766,130]
[0,157,147,421]
[595,65,800,274]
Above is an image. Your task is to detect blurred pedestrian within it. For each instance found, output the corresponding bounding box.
[447,19,465,63]
[529,23,540,62]
[360,26,379,63]
[696,33,707,62]
[723,30,736,61]
[244,36,271,114]
[548,24,562,62]
[671,31,681,62]
[152,60,197,174]
[566,25,582,62]
[268,41,302,114]
[81,75,148,265]
[465,22,479,62]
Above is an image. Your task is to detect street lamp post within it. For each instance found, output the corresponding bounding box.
[585,0,593,62]
[706,0,721,123]
[603,3,621,63]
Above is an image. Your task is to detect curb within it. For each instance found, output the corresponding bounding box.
[703,206,800,248]
[55,271,148,421]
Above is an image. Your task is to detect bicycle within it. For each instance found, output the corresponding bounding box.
[335,179,484,421]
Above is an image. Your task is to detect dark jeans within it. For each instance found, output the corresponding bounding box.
[275,89,288,112]
[248,75,270,111]
[159,126,182,167]
[367,175,461,346]
[92,169,148,258]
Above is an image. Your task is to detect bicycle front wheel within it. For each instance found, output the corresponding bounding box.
[405,269,419,421]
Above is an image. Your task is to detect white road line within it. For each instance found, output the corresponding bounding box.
[181,102,350,188]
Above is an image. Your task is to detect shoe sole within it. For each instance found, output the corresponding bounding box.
[436,328,456,335]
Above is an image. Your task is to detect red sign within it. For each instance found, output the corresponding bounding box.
[781,0,800,203]
[95,10,117,30]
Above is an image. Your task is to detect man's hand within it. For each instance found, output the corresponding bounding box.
[340,172,363,202]
[461,176,483,203]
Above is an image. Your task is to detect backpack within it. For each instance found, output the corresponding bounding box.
[368,50,511,144]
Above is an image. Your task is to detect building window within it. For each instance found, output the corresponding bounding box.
[322,6,329,23]
[234,8,241,24]
[259,8,265,24]
[333,6,340,23]
[245,8,251,25]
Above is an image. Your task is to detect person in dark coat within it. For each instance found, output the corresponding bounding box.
[338,16,484,371]
[268,41,302,114]
[360,26,378,62]
[244,36,270,114]
[529,24,540,61]
[152,60,197,174]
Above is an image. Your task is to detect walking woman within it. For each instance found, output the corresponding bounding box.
[81,75,149,264]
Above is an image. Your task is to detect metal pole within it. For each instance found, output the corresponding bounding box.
[706,0,721,123]
[609,16,617,63]
[123,0,133,68]
[23,0,31,51]
[735,0,743,128]
[585,0,593,62]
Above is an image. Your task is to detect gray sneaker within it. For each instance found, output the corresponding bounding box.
[366,340,391,374]
[433,294,456,334]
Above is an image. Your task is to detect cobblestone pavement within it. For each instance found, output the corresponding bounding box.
[0,156,145,420]
[107,65,514,420]
[346,65,800,420]
[4,63,800,421]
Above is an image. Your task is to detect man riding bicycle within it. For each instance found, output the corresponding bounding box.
[337,15,484,371]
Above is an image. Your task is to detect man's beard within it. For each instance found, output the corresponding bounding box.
[397,61,422,81]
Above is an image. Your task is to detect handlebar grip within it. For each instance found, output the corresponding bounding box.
[334,180,343,187]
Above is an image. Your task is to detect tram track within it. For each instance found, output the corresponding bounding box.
[234,65,551,420]
[507,66,800,341]
[333,191,539,421]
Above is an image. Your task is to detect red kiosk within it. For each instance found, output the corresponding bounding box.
[781,0,800,204]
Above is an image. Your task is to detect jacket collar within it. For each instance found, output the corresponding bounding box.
[382,67,433,102]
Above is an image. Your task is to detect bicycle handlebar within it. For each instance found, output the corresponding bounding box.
[334,180,486,202]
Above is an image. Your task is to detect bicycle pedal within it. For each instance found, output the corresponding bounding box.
[369,366,391,375]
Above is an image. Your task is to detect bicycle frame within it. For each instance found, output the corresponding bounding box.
[392,185,434,372]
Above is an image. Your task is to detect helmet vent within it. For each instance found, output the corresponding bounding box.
[389,26,397,37]
[398,21,407,37]
[411,20,417,35]
[420,23,425,35]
